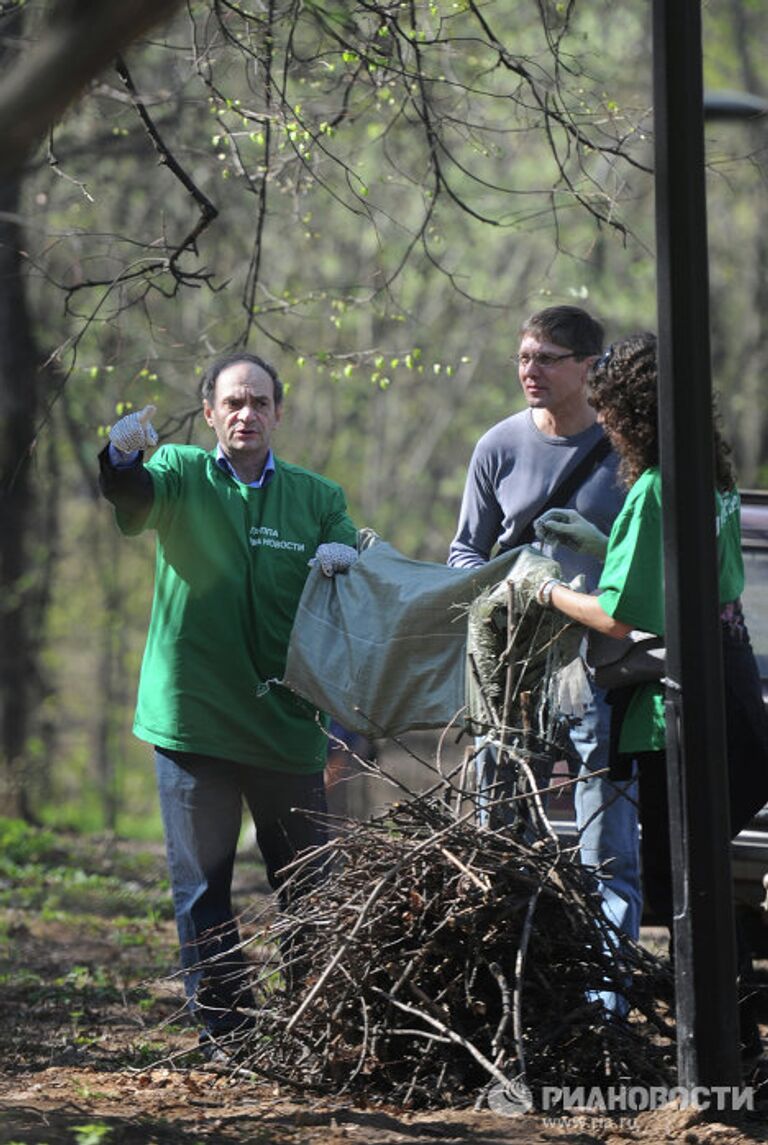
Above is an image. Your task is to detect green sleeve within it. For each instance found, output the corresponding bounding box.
[716,489,744,602]
[320,486,357,548]
[597,469,665,635]
[142,445,185,533]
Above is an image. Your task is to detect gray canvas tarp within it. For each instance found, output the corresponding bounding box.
[279,540,558,739]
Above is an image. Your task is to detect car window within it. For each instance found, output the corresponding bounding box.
[742,548,768,681]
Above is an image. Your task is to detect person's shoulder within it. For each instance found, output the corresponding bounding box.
[474,411,526,449]
[627,466,662,506]
[717,484,740,529]
[149,442,209,463]
[637,465,661,490]
[274,456,345,495]
[145,443,211,479]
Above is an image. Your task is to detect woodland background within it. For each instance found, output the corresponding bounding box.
[1,0,766,835]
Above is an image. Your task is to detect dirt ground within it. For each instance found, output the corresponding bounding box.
[2,834,768,1145]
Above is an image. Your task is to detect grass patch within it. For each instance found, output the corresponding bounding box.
[0,817,171,919]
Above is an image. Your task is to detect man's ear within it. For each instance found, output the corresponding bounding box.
[202,399,214,428]
[579,354,597,380]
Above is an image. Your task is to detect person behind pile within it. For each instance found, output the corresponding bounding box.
[534,330,768,1062]
[448,305,642,974]
[99,351,358,1056]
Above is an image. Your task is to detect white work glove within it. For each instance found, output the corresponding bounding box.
[109,404,158,453]
[534,508,609,560]
[309,542,359,577]
[536,571,587,607]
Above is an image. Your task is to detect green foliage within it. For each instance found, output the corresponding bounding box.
[73,1123,112,1145]
[0,818,172,920]
[0,816,58,865]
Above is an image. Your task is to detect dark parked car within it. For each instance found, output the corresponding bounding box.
[731,489,768,937]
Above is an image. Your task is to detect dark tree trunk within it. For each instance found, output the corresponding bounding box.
[0,0,186,176]
[0,12,44,818]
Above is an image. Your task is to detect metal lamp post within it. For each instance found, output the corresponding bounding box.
[653,4,766,1091]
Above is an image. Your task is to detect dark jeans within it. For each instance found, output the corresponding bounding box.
[154,748,328,1037]
[635,629,768,925]
[632,629,768,1056]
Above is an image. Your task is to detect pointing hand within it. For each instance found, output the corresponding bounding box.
[109,404,158,453]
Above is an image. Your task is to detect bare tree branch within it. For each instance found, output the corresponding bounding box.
[114,55,219,277]
[0,0,186,175]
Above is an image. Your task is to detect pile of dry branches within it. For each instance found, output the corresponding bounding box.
[220,783,674,1109]
[187,577,677,1108]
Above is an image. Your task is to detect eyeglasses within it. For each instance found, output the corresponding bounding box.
[513,351,578,369]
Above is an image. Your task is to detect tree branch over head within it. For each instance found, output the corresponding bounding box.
[0,0,186,175]
[114,55,219,281]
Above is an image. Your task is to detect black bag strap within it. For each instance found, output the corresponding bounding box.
[513,434,612,548]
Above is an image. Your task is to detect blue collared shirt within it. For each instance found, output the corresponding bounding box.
[215,446,276,488]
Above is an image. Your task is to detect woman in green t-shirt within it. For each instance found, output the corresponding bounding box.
[533,331,768,1059]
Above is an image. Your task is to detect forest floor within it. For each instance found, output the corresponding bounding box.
[2,823,768,1145]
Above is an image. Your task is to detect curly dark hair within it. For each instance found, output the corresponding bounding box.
[588,331,735,492]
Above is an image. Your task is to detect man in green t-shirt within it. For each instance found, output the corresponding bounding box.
[99,351,358,1054]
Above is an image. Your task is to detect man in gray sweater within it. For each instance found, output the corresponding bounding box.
[449,305,641,1004]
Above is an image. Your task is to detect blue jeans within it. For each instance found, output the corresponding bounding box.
[154,748,328,1037]
[569,680,641,942]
